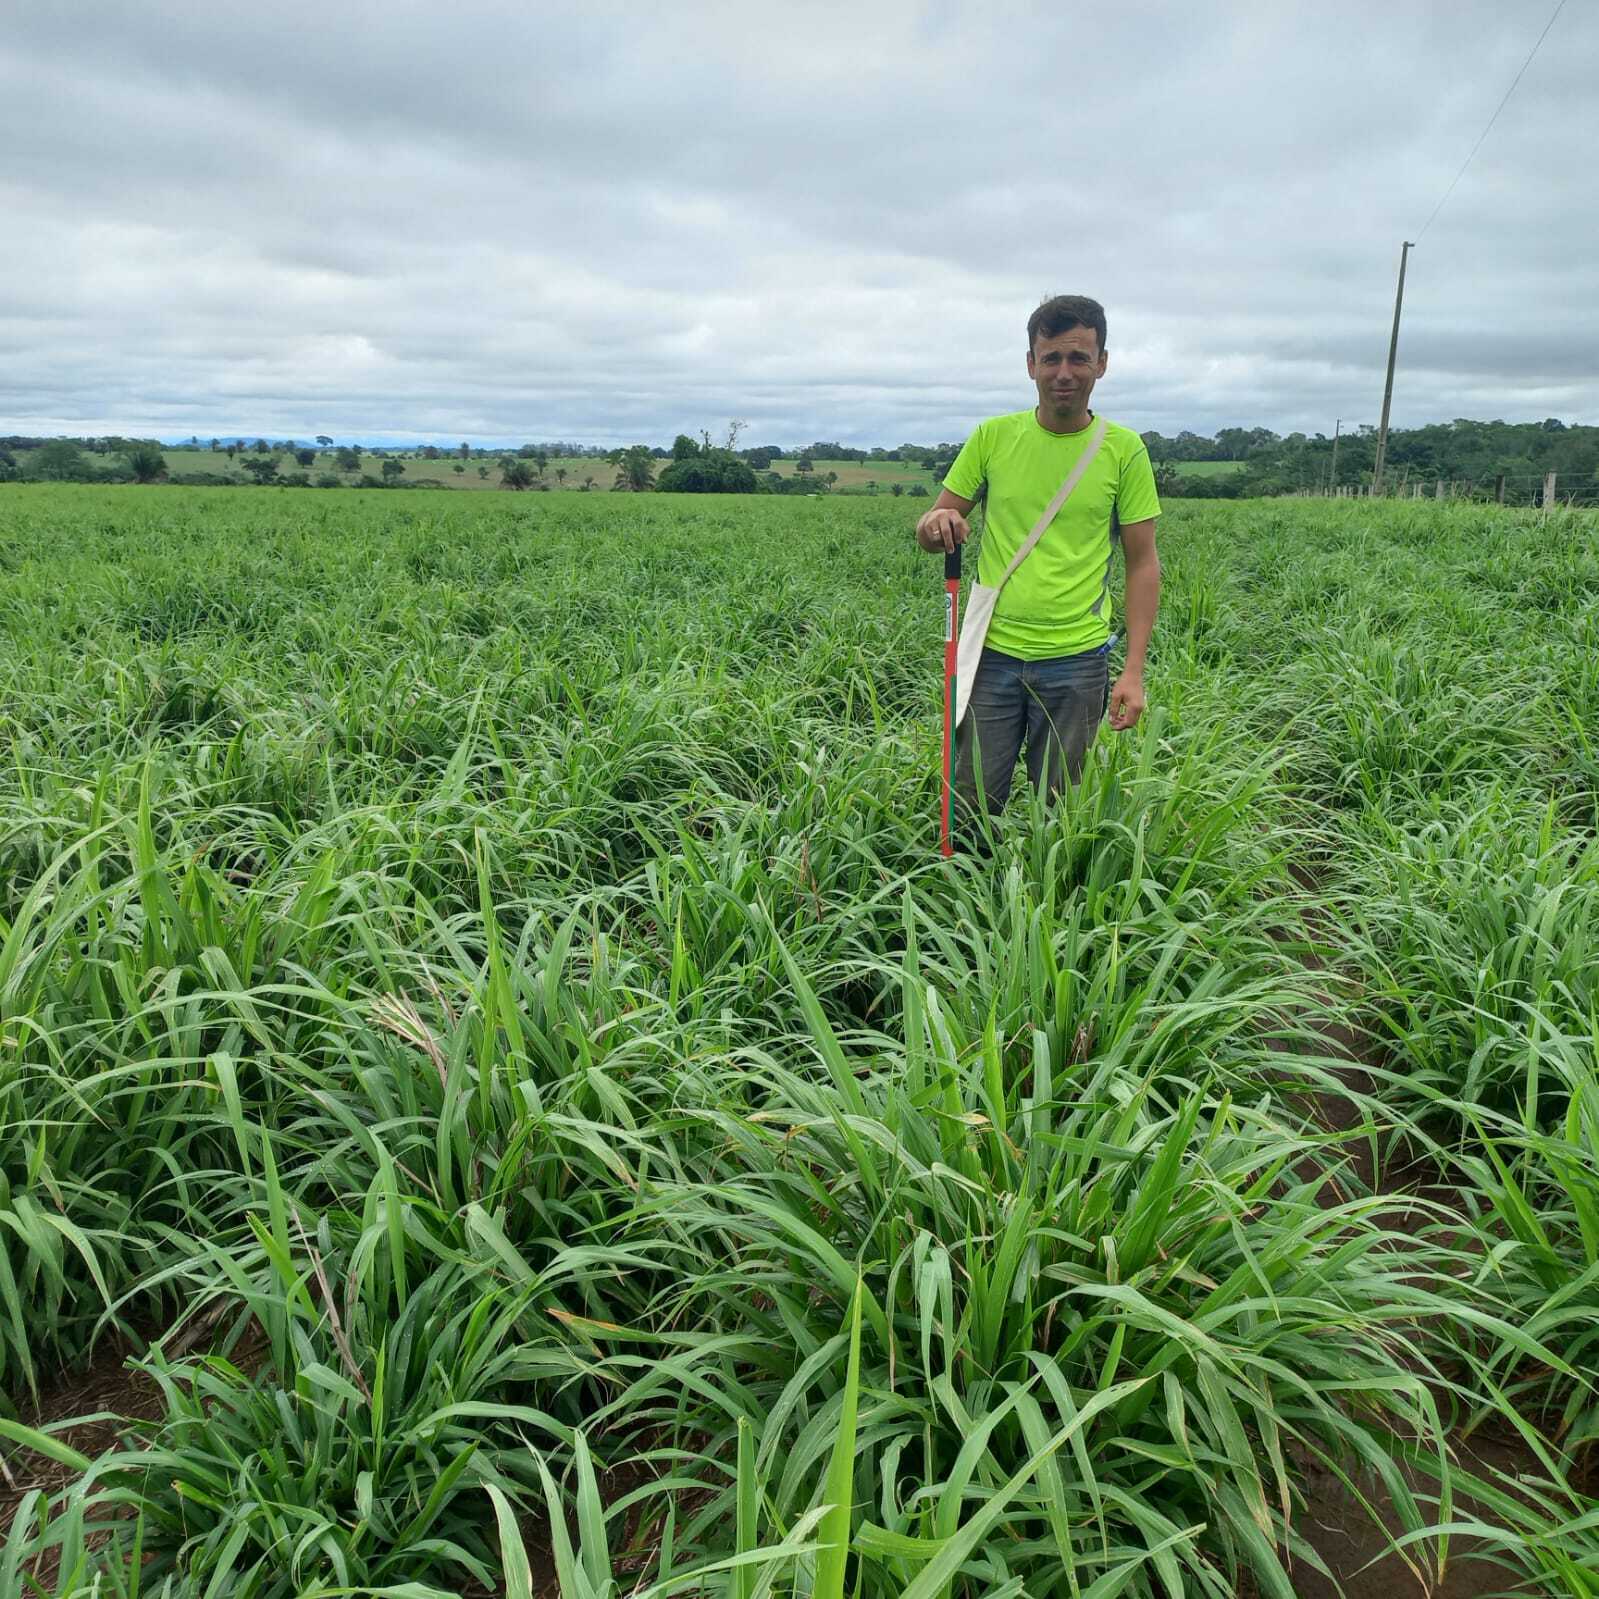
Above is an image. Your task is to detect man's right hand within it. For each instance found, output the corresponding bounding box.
[916,508,970,552]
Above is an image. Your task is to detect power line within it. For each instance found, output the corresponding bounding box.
[1415,0,1569,242]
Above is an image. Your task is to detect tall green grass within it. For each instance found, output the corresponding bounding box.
[1,486,1596,1594]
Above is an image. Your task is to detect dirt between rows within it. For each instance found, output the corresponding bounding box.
[1271,884,1566,1598]
[1,1320,162,1507]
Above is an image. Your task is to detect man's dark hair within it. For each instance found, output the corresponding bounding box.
[1027,295,1107,355]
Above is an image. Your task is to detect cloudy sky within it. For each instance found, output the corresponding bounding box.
[3,1,1593,447]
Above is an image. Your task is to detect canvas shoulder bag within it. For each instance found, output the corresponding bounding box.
[955,415,1109,726]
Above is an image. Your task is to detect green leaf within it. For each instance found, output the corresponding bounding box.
[813,1273,865,1599]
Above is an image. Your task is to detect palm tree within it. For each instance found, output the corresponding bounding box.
[613,446,655,492]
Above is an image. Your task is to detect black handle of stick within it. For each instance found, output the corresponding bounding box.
[945,546,961,581]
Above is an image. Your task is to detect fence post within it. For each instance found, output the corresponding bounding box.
[1413,483,1423,499]
[1543,471,1558,511]
[1435,479,1445,500]
[1495,474,1505,504]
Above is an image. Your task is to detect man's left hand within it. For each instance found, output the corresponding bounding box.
[1108,673,1146,732]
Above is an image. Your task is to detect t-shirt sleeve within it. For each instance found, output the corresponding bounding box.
[1116,442,1161,523]
[943,424,986,500]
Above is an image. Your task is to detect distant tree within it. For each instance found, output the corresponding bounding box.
[477,464,490,479]
[796,456,814,476]
[534,449,549,474]
[453,462,465,474]
[906,483,928,498]
[315,472,342,487]
[225,442,237,459]
[458,441,471,459]
[189,435,198,447]
[126,443,169,483]
[501,459,537,490]
[890,481,904,497]
[34,441,92,481]
[421,445,441,460]
[295,448,316,468]
[316,435,334,447]
[209,438,221,452]
[336,447,361,473]
[254,439,269,454]
[807,440,867,462]
[672,433,701,461]
[0,449,20,483]
[865,479,877,494]
[242,455,280,484]
[382,458,405,482]
[555,467,567,487]
[745,448,774,471]
[613,445,656,492]
[825,470,838,487]
[583,475,595,491]
[656,451,758,493]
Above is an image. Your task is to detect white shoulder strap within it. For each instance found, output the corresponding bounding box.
[996,415,1110,589]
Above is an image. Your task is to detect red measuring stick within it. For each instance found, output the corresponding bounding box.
[940,544,961,857]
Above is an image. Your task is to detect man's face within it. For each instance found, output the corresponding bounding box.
[1027,326,1107,420]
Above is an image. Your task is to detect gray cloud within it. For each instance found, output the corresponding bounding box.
[3,0,1595,446]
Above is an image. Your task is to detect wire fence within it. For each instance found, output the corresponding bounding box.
[1317,471,1599,510]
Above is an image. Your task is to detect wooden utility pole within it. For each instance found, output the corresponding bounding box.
[1372,241,1414,494]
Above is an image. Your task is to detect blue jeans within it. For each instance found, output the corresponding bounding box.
[955,644,1109,826]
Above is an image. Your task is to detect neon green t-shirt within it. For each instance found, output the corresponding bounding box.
[944,410,1160,659]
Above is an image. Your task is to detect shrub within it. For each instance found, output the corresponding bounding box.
[656,452,759,493]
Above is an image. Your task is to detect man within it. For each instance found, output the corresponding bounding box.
[917,295,1161,835]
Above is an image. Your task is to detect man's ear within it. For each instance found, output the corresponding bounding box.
[1097,350,1108,377]
[1026,348,1037,378]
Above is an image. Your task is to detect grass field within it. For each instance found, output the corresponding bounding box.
[1,485,1596,1597]
[31,448,947,492]
[22,446,1241,494]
